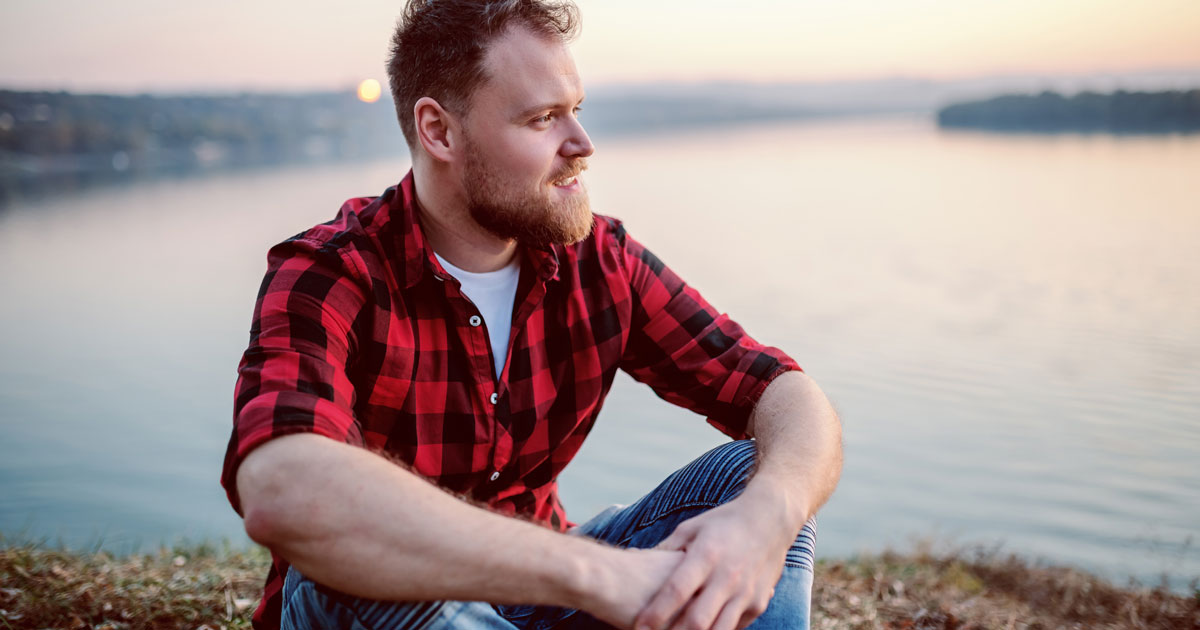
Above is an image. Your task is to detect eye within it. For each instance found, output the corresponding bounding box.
[532,113,553,125]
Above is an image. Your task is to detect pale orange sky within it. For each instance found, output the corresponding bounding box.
[1,0,1198,91]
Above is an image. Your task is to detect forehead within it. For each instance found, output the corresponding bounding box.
[475,25,583,115]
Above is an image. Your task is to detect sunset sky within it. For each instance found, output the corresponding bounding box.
[2,0,1199,92]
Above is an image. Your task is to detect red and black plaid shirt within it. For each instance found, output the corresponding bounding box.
[220,171,801,628]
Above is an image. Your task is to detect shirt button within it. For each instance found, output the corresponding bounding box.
[489,471,500,481]
[469,315,482,327]
[489,392,499,404]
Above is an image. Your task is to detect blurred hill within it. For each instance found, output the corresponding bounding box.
[0,90,401,185]
[3,68,1199,201]
[938,90,1200,133]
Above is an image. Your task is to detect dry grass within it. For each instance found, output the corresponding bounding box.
[813,545,1200,630]
[0,540,267,630]
[2,540,1197,629]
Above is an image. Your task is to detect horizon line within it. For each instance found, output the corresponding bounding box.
[3,65,1200,98]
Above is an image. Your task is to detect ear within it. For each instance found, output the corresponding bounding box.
[413,97,459,163]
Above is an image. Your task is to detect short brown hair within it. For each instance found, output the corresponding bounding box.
[387,0,581,147]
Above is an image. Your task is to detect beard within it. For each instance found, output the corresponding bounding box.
[462,138,593,249]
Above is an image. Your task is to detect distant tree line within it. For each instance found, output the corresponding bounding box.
[0,89,405,198]
[937,90,1200,133]
[0,87,833,202]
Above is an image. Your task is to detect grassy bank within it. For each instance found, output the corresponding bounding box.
[1,541,1196,629]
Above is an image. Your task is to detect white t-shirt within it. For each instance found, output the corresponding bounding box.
[434,252,521,380]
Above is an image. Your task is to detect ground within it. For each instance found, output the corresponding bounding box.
[1,540,1197,629]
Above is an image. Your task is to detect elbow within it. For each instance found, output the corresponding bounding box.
[242,501,281,547]
[238,460,288,547]
[236,436,315,547]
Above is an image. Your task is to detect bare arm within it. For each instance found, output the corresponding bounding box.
[743,369,843,529]
[237,433,682,626]
[635,370,843,630]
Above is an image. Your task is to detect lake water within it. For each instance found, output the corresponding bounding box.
[1,116,1197,591]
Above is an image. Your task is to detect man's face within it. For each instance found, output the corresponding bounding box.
[457,25,595,248]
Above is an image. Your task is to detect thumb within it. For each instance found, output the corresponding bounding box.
[654,523,694,551]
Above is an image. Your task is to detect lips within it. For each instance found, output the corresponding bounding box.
[549,160,588,188]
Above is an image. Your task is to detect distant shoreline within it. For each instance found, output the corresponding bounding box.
[937,89,1200,133]
[5,86,1198,201]
[1,540,1196,629]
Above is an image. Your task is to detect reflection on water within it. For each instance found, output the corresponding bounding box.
[1,116,1197,590]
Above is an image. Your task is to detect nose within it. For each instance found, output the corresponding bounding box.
[561,116,595,158]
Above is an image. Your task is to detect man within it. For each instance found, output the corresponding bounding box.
[220,1,842,629]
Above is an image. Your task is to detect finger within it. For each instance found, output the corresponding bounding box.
[634,554,709,630]
[654,522,695,551]
[712,597,748,630]
[667,579,736,630]
[735,595,770,630]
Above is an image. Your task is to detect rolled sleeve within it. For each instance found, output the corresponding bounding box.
[220,240,368,515]
[613,224,802,439]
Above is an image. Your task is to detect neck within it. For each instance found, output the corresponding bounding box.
[413,161,519,273]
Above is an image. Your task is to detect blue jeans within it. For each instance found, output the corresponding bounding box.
[282,440,817,630]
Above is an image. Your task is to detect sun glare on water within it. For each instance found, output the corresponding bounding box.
[357,79,382,103]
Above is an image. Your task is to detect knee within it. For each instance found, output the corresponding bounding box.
[680,439,760,504]
[721,438,759,474]
[708,438,759,484]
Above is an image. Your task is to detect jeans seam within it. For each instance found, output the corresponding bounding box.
[621,500,722,546]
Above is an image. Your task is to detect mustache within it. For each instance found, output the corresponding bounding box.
[551,159,589,181]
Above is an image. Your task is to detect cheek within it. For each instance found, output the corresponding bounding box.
[494,132,556,177]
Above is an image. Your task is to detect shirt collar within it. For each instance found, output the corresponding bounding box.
[392,170,561,290]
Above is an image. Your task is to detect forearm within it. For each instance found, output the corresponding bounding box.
[236,433,620,609]
[744,370,843,531]
[629,371,842,630]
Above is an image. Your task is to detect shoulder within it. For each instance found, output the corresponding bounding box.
[573,212,665,278]
[267,188,399,287]
[274,193,381,258]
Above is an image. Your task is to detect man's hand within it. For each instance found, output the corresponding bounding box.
[633,479,804,630]
[581,548,686,630]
